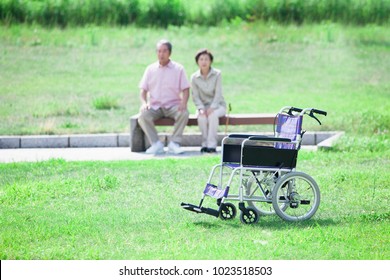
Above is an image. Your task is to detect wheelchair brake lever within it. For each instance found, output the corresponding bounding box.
[309,112,322,125]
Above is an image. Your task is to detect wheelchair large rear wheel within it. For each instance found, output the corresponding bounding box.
[272,172,320,222]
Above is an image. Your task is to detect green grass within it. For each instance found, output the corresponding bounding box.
[0,145,389,259]
[0,23,389,135]
[92,95,120,110]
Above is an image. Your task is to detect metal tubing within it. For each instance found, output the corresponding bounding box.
[207,164,223,185]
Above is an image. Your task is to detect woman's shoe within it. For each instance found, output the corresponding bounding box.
[200,147,208,153]
[207,148,217,153]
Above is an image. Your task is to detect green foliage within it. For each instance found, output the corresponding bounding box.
[0,0,390,27]
[0,0,141,27]
[138,0,185,28]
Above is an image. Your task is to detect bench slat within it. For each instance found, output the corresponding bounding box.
[150,113,276,126]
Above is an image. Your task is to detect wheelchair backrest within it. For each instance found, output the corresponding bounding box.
[275,113,303,150]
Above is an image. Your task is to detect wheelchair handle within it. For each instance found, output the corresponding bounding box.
[301,108,327,125]
[288,107,303,115]
[311,109,327,116]
[277,106,327,125]
[279,106,303,115]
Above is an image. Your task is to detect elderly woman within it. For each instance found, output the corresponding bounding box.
[191,49,226,153]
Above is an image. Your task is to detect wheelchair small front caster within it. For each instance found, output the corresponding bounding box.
[239,206,259,224]
[219,203,237,220]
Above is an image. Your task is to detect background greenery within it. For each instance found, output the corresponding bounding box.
[1,0,390,27]
[1,23,389,135]
[0,0,389,260]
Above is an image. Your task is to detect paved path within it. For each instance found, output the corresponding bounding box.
[0,147,210,163]
[0,132,341,163]
[0,146,317,163]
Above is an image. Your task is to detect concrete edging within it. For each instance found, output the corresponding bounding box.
[0,131,344,149]
[0,134,130,149]
[317,131,345,150]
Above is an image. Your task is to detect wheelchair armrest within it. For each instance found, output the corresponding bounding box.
[228,133,262,139]
[248,136,292,142]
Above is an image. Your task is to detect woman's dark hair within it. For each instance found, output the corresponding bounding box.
[195,48,214,64]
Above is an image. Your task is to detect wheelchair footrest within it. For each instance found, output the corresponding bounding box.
[203,184,230,199]
[181,202,219,218]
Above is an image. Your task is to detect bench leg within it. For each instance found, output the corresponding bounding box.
[130,117,146,152]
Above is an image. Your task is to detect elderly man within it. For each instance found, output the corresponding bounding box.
[138,40,190,154]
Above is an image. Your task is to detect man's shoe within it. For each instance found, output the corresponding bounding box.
[200,147,208,153]
[207,148,217,153]
[145,141,164,155]
[168,141,184,154]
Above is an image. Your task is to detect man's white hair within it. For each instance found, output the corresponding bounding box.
[156,39,172,53]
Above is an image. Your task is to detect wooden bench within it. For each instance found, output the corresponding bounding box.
[130,113,275,152]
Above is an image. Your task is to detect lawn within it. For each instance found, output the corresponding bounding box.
[0,23,389,135]
[0,22,389,260]
[0,146,389,259]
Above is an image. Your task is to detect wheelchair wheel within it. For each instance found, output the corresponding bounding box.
[272,172,320,222]
[239,207,259,224]
[245,173,287,215]
[220,203,237,220]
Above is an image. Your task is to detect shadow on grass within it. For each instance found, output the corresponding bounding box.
[193,221,241,229]
[191,217,338,230]
[256,217,339,230]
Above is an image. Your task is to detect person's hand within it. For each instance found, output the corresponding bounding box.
[206,108,214,116]
[140,103,150,112]
[178,102,187,112]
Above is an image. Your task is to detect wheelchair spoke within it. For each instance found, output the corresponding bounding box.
[272,172,320,222]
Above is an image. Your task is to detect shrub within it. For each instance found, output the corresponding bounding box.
[0,0,389,27]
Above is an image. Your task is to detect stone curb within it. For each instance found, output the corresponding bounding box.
[0,131,343,149]
[317,131,345,150]
[0,133,130,149]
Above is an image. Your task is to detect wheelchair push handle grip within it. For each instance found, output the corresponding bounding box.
[287,107,303,115]
[312,109,327,116]
[290,107,303,112]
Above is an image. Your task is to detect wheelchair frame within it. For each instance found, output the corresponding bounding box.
[181,106,327,224]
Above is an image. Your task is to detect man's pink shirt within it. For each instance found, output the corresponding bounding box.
[139,60,190,110]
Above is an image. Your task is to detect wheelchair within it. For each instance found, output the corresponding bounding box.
[181,106,327,224]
